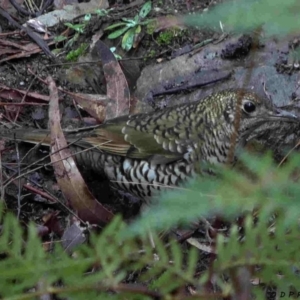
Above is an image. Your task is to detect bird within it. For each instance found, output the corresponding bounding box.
[0,89,298,202]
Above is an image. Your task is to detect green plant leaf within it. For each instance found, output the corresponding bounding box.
[95,8,110,16]
[135,24,141,34]
[64,22,85,33]
[54,35,67,42]
[121,18,137,27]
[108,26,129,39]
[121,17,133,22]
[122,27,136,51]
[84,13,91,21]
[139,1,152,19]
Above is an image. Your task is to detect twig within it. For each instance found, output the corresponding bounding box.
[15,142,22,219]
[277,139,300,167]
[0,146,4,201]
[0,7,54,59]
[23,184,57,203]
[13,69,39,123]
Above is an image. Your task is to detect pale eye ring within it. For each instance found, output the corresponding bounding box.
[243,101,256,114]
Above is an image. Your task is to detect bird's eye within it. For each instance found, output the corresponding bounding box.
[243,101,256,114]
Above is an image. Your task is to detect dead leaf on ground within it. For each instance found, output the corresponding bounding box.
[61,222,86,253]
[0,34,55,63]
[28,0,109,27]
[66,91,112,123]
[47,76,114,226]
[0,84,50,121]
[42,212,63,237]
[94,40,131,119]
[0,84,50,102]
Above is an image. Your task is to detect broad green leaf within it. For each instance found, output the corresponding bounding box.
[131,25,142,49]
[122,27,136,51]
[108,26,129,39]
[135,24,141,34]
[139,1,152,19]
[122,17,133,22]
[121,18,136,27]
[64,22,85,33]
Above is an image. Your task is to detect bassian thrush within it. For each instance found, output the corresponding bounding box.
[0,90,299,201]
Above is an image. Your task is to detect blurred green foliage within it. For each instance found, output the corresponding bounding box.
[183,0,300,38]
[1,152,300,299]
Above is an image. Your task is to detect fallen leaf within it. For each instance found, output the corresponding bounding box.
[94,40,130,118]
[62,222,86,253]
[47,76,114,225]
[0,84,50,102]
[66,91,111,123]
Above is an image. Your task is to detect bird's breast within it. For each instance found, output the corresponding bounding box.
[102,156,196,200]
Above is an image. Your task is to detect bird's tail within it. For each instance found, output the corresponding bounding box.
[0,127,107,174]
[0,128,52,146]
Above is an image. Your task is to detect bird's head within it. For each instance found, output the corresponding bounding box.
[211,90,299,141]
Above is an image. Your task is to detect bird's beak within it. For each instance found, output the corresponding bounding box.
[268,108,299,122]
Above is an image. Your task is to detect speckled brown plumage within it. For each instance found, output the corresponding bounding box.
[1,89,298,201]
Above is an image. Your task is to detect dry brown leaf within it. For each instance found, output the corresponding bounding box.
[94,40,130,118]
[0,84,50,102]
[47,76,113,225]
[66,91,111,123]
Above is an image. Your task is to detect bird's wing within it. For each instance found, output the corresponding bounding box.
[76,109,196,163]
